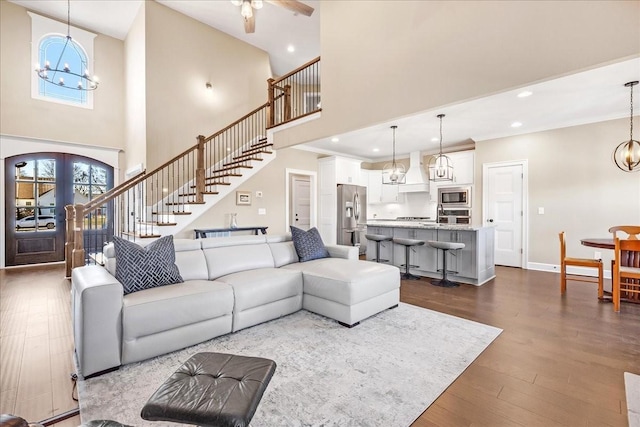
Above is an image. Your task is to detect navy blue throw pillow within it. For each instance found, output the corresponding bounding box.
[290,226,330,262]
[113,235,183,295]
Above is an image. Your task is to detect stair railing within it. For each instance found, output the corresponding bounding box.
[65,102,271,275]
[267,56,321,128]
[65,56,321,275]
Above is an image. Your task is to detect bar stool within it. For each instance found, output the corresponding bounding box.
[428,240,465,287]
[365,234,392,263]
[393,238,425,280]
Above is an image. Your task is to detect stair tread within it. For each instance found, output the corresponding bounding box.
[121,231,161,238]
[165,201,206,206]
[152,211,192,215]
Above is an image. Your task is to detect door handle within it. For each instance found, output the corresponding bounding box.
[487,219,494,223]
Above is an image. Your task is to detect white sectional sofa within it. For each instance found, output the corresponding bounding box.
[71,234,400,378]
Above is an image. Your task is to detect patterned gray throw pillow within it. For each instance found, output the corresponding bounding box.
[113,235,183,295]
[290,226,330,262]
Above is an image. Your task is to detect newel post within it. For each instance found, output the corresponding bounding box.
[64,205,74,277]
[72,204,85,270]
[283,84,292,122]
[267,78,275,127]
[196,135,206,203]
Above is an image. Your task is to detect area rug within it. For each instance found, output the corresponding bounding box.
[77,303,502,426]
[626,372,640,427]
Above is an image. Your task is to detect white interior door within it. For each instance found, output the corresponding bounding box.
[485,163,525,267]
[291,175,311,230]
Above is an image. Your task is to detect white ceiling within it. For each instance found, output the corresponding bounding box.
[10,0,320,77]
[300,58,640,162]
[10,1,640,162]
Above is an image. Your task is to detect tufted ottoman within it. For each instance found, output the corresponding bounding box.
[141,352,276,427]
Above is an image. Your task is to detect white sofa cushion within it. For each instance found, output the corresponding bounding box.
[202,236,275,279]
[122,280,233,341]
[174,239,208,281]
[283,259,400,305]
[217,268,303,312]
[268,240,299,267]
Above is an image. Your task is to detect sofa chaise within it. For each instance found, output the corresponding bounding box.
[71,234,400,378]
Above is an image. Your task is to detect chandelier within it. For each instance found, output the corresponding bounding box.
[428,114,454,181]
[382,125,406,185]
[34,0,99,91]
[613,81,639,172]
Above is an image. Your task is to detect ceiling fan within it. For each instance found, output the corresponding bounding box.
[230,0,314,34]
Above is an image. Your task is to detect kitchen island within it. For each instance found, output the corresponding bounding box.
[366,221,495,286]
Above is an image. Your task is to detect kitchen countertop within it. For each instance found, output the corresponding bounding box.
[366,220,489,231]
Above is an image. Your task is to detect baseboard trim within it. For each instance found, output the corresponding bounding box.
[527,262,611,280]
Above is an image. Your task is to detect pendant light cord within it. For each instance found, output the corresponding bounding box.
[439,116,443,154]
[66,0,71,38]
[630,82,634,141]
[391,125,397,168]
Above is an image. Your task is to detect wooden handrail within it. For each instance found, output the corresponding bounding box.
[204,102,270,143]
[270,56,320,86]
[83,145,198,214]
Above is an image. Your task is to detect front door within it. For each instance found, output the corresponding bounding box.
[5,153,113,266]
[484,162,525,267]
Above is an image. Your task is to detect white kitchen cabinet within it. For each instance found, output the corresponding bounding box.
[448,150,475,186]
[381,180,403,203]
[366,170,382,204]
[335,157,363,185]
[365,170,404,204]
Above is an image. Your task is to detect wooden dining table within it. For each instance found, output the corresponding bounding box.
[581,237,638,303]
[581,238,614,250]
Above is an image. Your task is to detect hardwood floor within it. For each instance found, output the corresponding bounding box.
[1,264,639,426]
[0,264,78,426]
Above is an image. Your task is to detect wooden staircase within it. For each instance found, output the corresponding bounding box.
[64,57,320,276]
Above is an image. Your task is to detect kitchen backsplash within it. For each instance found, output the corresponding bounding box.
[367,192,439,220]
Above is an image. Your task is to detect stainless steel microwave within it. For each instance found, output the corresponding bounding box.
[438,186,471,208]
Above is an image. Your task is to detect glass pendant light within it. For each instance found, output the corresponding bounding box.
[382,125,406,185]
[428,114,454,182]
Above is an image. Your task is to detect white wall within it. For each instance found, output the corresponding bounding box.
[475,117,640,270]
[273,1,640,149]
[143,1,272,170]
[0,1,125,149]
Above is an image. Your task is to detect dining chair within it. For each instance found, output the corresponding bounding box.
[559,231,603,297]
[608,225,640,240]
[612,237,640,312]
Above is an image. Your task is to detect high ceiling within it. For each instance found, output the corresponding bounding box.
[10,1,639,161]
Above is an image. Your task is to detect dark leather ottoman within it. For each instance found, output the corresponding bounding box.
[141,352,276,427]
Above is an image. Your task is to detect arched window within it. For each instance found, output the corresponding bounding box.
[38,34,90,104]
[29,12,96,108]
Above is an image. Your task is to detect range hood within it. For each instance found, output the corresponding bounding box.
[399,151,430,193]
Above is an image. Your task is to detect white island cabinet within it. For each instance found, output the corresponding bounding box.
[365,222,495,286]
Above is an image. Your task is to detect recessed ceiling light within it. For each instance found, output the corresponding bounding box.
[287,45,295,53]
[331,137,339,143]
[431,137,439,142]
[517,91,533,98]
[373,148,380,152]
[511,121,523,128]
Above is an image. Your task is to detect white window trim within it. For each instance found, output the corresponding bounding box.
[29,12,97,109]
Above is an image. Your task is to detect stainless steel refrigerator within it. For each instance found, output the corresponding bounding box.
[336,184,367,255]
